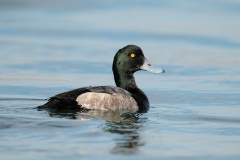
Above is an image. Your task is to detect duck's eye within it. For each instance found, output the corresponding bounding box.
[130,53,136,58]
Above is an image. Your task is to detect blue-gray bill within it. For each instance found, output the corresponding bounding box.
[140,58,165,73]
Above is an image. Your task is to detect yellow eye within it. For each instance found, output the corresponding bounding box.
[130,53,136,58]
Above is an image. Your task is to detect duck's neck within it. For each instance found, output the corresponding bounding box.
[114,70,136,89]
[113,70,149,109]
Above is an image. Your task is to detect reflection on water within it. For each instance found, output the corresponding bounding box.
[104,120,143,155]
[45,108,146,155]
[1,0,240,159]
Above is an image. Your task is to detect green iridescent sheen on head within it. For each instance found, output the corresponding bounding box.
[112,45,145,89]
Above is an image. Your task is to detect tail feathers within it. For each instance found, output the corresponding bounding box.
[37,98,80,110]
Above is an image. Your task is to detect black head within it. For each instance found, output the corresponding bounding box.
[113,45,145,74]
[112,45,165,88]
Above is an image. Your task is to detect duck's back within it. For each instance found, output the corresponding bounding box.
[38,86,138,110]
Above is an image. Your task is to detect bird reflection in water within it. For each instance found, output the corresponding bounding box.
[102,112,146,155]
[45,108,147,154]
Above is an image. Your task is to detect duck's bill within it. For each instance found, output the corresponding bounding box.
[140,59,165,73]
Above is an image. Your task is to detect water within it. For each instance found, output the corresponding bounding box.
[1,0,240,159]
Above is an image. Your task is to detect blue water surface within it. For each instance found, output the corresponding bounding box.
[0,0,240,159]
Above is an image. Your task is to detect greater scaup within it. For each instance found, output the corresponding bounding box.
[38,45,165,111]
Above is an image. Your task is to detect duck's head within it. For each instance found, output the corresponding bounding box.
[113,45,165,74]
[113,45,165,88]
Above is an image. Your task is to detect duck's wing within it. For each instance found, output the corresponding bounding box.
[37,87,90,109]
[37,86,131,109]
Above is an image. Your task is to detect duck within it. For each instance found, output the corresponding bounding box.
[37,45,165,111]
